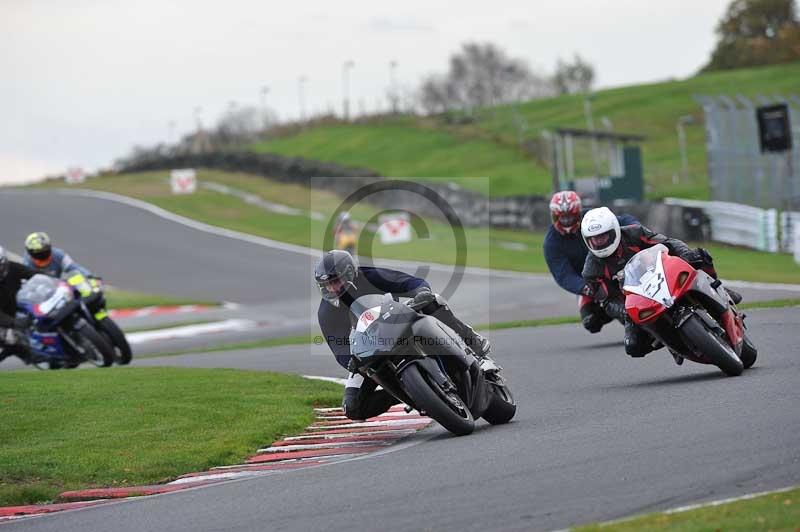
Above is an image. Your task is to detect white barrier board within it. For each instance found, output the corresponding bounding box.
[378,212,411,244]
[65,167,86,184]
[170,169,197,194]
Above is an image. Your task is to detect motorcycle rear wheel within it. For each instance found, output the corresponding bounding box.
[680,314,743,376]
[401,364,474,436]
[483,379,517,425]
[740,333,757,369]
[99,317,132,365]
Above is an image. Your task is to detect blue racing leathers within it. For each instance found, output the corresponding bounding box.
[543,213,638,295]
[24,248,92,279]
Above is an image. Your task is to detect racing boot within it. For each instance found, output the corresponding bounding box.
[423,294,501,372]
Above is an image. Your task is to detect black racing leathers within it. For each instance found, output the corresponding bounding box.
[582,224,699,357]
[317,266,481,420]
[0,262,37,360]
[0,262,37,328]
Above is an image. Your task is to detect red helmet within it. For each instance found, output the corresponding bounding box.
[549,190,582,235]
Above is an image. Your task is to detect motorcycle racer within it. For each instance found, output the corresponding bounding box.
[543,191,638,333]
[333,212,357,256]
[315,250,493,420]
[23,232,92,278]
[580,207,742,359]
[0,247,37,363]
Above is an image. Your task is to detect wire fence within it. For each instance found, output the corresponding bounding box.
[696,94,799,210]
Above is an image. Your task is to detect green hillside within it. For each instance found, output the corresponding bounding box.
[250,62,800,199]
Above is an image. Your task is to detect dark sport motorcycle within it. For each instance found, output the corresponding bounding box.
[15,274,115,370]
[65,272,132,365]
[348,293,516,436]
[621,244,757,376]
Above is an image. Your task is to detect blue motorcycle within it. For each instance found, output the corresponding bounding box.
[16,274,115,370]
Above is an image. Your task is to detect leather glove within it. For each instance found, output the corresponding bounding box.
[411,288,436,308]
[346,356,360,374]
[682,249,705,266]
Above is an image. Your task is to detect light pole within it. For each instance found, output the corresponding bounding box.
[260,85,270,127]
[342,60,354,121]
[297,76,307,122]
[167,120,176,144]
[677,115,694,182]
[389,60,398,114]
[583,93,601,175]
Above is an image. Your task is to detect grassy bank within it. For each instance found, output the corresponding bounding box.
[36,170,800,284]
[251,62,800,200]
[577,486,800,531]
[0,368,341,506]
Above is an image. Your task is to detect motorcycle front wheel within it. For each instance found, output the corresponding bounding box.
[680,314,743,376]
[72,326,115,367]
[401,364,475,436]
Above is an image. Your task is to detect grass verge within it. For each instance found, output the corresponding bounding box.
[33,171,800,284]
[576,486,800,531]
[141,334,318,359]
[739,298,800,310]
[105,289,217,310]
[0,367,341,506]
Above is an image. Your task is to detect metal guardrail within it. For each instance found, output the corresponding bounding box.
[780,211,800,254]
[665,198,778,252]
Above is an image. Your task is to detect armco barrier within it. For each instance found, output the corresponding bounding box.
[780,211,800,254]
[665,198,778,252]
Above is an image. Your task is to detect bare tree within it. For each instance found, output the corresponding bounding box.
[418,42,553,116]
[552,54,595,95]
[213,105,277,145]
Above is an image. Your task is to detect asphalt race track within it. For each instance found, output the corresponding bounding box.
[2,189,799,531]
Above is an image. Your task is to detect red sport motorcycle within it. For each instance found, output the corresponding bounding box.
[621,244,757,376]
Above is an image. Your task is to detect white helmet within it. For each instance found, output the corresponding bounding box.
[581,207,621,258]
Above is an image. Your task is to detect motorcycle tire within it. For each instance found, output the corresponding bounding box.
[740,333,757,370]
[483,380,517,425]
[74,326,115,368]
[680,314,743,377]
[99,317,132,365]
[401,364,475,436]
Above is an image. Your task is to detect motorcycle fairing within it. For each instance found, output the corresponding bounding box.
[349,293,417,358]
[624,246,697,325]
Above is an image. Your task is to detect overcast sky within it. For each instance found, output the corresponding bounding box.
[0,0,730,184]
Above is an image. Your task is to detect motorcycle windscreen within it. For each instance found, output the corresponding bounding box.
[622,244,674,307]
[17,274,59,306]
[349,293,416,358]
